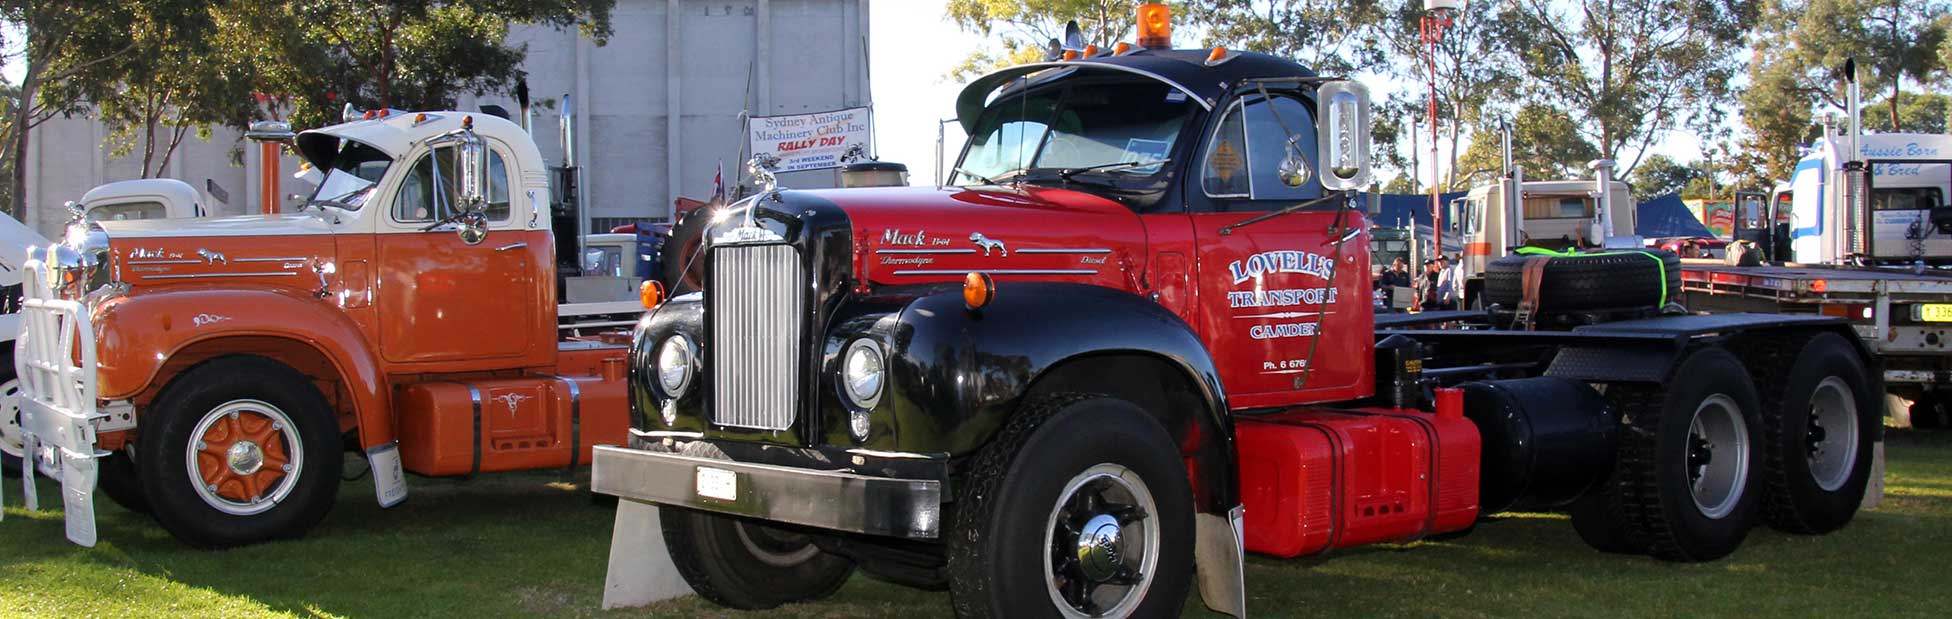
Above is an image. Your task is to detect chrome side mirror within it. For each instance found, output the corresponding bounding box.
[456,210,489,245]
[1277,135,1312,187]
[1316,80,1373,191]
[245,120,296,143]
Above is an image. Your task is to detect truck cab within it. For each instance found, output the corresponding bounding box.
[10,111,632,548]
[1451,173,1636,307]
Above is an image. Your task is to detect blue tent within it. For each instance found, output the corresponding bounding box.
[1635,193,1716,239]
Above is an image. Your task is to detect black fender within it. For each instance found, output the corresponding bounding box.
[835,281,1234,513]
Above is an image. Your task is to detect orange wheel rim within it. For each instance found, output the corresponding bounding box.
[187,399,303,515]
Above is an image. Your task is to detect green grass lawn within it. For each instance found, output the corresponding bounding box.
[5,430,1949,618]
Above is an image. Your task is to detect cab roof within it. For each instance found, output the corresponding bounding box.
[295,111,544,176]
[956,48,1320,133]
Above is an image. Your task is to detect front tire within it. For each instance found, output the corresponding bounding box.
[137,356,341,548]
[1755,333,1877,534]
[1612,347,1765,562]
[947,394,1194,618]
[659,508,856,609]
[1,354,22,478]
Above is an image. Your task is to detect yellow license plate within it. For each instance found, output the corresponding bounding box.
[1916,304,1952,322]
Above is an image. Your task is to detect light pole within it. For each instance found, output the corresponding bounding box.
[1422,0,1456,266]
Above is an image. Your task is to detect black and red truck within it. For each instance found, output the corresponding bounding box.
[590,15,1882,619]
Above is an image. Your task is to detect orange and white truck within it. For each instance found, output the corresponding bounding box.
[5,111,636,548]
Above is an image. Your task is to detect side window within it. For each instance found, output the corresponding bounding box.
[86,201,169,221]
[1202,102,1249,198]
[393,146,513,223]
[1243,95,1321,201]
[1202,94,1322,203]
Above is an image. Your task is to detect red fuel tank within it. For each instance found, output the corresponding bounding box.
[1236,406,1480,558]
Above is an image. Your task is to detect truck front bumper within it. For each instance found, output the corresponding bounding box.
[591,443,944,539]
[5,253,108,547]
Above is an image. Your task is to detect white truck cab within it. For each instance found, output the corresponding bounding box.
[1784,132,1952,265]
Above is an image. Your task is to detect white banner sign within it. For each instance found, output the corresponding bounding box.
[747,107,873,173]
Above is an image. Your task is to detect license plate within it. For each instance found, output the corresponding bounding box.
[1918,304,1952,322]
[695,466,737,501]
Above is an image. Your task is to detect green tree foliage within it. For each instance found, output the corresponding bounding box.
[1375,0,1515,189]
[1180,0,1389,78]
[1861,91,1950,134]
[39,0,260,178]
[1789,0,1948,131]
[1628,154,1703,200]
[1499,0,1758,176]
[238,0,615,129]
[944,0,1135,81]
[1453,104,1600,185]
[0,1,139,218]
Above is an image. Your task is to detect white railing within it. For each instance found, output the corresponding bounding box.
[3,250,106,547]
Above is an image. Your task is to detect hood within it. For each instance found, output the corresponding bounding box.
[101,213,334,240]
[102,214,336,290]
[794,185,1148,289]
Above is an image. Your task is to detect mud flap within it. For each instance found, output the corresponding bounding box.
[1862,441,1885,510]
[1194,505,1247,618]
[601,499,693,609]
[368,442,409,508]
[55,445,100,547]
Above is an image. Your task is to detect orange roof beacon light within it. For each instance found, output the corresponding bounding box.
[963,272,995,310]
[1136,3,1172,49]
[1112,41,1133,55]
[640,279,667,309]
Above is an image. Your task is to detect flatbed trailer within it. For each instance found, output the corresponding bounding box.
[1680,262,1952,404]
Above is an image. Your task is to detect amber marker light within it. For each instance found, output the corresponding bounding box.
[1083,44,1100,58]
[640,279,667,309]
[1137,3,1172,49]
[414,112,428,123]
[1063,49,1079,61]
[1811,279,1828,293]
[462,115,474,129]
[963,272,995,310]
[1206,46,1230,65]
[1112,42,1132,55]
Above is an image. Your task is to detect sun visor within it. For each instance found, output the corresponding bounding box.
[955,61,1211,134]
[296,131,343,172]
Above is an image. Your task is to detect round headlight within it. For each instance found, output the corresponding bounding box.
[840,339,885,412]
[655,335,694,398]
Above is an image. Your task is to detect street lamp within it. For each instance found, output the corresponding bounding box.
[1421,0,1456,272]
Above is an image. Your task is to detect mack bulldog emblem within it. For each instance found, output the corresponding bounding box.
[197,248,228,265]
[970,232,1007,257]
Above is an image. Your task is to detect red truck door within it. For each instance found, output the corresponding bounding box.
[1186,90,1373,408]
[375,144,539,364]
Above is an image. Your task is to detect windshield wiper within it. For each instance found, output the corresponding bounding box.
[954,167,998,185]
[1058,159,1170,181]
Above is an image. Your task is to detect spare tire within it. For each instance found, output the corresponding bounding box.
[1483,249,1680,315]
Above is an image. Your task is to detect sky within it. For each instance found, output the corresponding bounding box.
[867,0,1711,189]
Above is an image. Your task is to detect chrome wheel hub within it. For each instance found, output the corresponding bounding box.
[227,440,265,476]
[1075,514,1125,582]
[1043,463,1159,618]
[1687,394,1750,519]
[1806,377,1859,492]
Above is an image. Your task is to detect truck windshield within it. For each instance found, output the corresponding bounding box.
[308,142,392,210]
[957,77,1194,185]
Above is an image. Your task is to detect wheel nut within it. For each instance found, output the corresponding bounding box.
[282,464,293,472]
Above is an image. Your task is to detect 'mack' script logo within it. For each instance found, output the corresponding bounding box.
[881,229,950,247]
[1228,250,1335,285]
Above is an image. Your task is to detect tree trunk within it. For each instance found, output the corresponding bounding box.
[11,58,43,222]
[141,91,159,178]
[1888,81,1900,131]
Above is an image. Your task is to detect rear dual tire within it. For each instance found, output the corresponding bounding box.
[1606,347,1765,562]
[1750,333,1877,534]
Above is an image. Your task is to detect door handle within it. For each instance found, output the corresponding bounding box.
[496,242,528,252]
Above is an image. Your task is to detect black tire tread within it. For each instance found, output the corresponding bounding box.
[1738,332,1819,534]
[945,392,1095,619]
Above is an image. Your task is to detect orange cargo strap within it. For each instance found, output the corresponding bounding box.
[1513,256,1551,331]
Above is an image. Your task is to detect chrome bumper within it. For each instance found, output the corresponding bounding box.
[4,252,107,547]
[590,444,944,539]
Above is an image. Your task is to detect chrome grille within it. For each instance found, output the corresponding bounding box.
[709,243,804,430]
